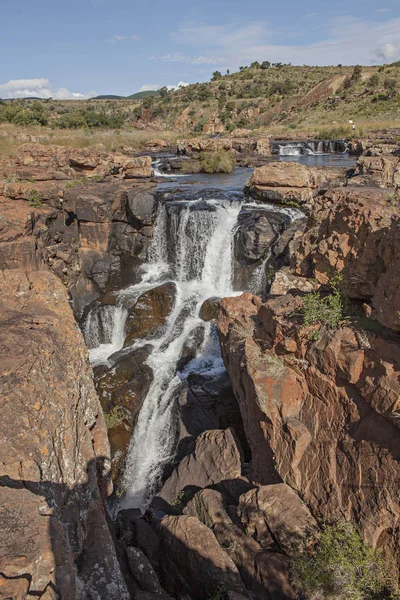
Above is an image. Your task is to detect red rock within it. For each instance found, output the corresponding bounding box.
[0,270,129,599]
[218,292,400,564]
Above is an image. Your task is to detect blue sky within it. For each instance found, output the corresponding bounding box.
[1,0,400,98]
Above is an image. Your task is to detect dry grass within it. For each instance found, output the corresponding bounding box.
[0,123,181,157]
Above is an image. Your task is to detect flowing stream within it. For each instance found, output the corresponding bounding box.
[82,186,307,510]
[119,198,243,509]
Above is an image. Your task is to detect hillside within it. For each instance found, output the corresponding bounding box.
[0,63,399,144]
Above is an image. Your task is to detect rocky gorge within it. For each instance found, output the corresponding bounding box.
[1,136,400,600]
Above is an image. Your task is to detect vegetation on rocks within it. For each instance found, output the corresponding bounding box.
[182,150,236,174]
[299,277,345,333]
[291,522,398,600]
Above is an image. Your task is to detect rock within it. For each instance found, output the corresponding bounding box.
[238,484,318,553]
[202,115,225,135]
[184,488,265,595]
[0,270,129,599]
[254,552,296,600]
[245,161,347,207]
[199,297,221,321]
[125,282,176,344]
[0,179,157,318]
[270,267,319,295]
[355,155,400,187]
[5,143,153,181]
[291,186,400,330]
[126,547,166,595]
[156,515,249,599]
[218,292,400,564]
[155,429,243,509]
[95,345,153,481]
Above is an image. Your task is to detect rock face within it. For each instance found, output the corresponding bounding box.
[155,429,243,508]
[292,186,400,330]
[245,161,347,208]
[355,155,400,187]
[2,142,153,181]
[156,515,249,599]
[218,292,400,561]
[0,178,157,317]
[0,270,129,599]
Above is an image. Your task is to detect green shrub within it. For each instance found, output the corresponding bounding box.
[300,277,345,331]
[103,406,125,429]
[28,189,43,207]
[291,522,398,600]
[199,150,235,173]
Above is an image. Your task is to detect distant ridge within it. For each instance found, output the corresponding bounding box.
[91,94,125,100]
[127,90,160,99]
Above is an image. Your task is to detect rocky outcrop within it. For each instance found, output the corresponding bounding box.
[0,179,158,316]
[245,161,347,208]
[156,515,249,599]
[348,138,400,157]
[292,186,400,330]
[355,155,400,187]
[218,292,400,562]
[155,429,243,508]
[0,270,129,599]
[1,143,153,181]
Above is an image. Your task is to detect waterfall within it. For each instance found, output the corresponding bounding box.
[118,197,243,510]
[83,304,128,365]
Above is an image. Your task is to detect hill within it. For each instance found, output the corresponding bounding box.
[0,63,399,138]
[127,90,160,100]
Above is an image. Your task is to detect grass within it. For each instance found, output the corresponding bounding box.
[299,277,346,336]
[291,522,399,600]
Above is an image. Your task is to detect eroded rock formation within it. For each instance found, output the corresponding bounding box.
[0,270,129,599]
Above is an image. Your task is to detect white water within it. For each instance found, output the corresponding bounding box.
[83,193,303,511]
[119,198,243,509]
[83,304,128,365]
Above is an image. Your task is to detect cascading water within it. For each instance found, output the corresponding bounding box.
[119,197,243,510]
[83,303,128,365]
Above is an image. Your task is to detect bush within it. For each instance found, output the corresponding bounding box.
[291,522,398,600]
[300,277,345,331]
[28,189,43,207]
[199,150,235,173]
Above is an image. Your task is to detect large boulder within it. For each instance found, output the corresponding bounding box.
[155,429,243,508]
[245,161,347,208]
[0,270,129,599]
[218,292,400,564]
[238,484,318,553]
[156,515,249,599]
[124,282,176,344]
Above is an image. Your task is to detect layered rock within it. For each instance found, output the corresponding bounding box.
[0,270,129,598]
[218,292,400,562]
[1,143,153,181]
[0,179,158,316]
[245,161,347,209]
[355,155,400,187]
[292,186,400,330]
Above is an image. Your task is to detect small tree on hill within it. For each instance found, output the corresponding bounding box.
[212,71,222,80]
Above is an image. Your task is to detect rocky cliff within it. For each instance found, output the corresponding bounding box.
[0,270,129,599]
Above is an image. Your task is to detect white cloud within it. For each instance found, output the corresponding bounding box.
[167,17,400,67]
[375,42,400,62]
[106,34,140,43]
[0,78,95,99]
[166,81,190,90]
[139,84,159,92]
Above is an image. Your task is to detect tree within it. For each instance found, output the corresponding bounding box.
[260,61,271,69]
[226,69,230,75]
[212,71,222,80]
[250,61,261,69]
[159,86,169,98]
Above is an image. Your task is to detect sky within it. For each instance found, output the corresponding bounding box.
[1,0,400,99]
